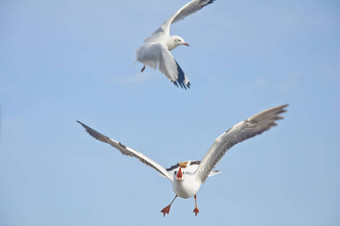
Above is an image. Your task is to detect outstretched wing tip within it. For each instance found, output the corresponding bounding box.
[278,103,289,110]
[77,120,89,132]
[77,121,172,181]
[274,104,289,112]
[155,0,217,34]
[196,104,288,183]
[77,120,92,130]
[174,61,190,89]
[173,81,191,89]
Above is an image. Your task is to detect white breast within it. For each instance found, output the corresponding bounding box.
[172,175,201,199]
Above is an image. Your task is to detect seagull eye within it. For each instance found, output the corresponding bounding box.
[174,171,177,175]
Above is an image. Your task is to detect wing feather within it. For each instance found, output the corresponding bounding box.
[155,0,216,34]
[195,104,288,183]
[158,45,191,88]
[158,46,178,82]
[77,121,173,181]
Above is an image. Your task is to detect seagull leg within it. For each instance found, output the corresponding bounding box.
[160,195,177,217]
[193,194,199,216]
[141,65,146,72]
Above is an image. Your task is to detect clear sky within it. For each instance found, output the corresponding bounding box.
[1,0,339,225]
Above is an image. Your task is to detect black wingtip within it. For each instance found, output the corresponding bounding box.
[77,120,85,127]
[173,81,191,89]
[174,61,190,89]
[77,120,90,131]
[205,0,216,6]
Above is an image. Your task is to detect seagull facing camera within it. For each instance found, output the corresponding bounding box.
[78,104,288,216]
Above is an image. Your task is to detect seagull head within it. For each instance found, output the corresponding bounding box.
[171,36,189,48]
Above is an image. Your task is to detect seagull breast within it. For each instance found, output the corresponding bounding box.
[172,174,201,199]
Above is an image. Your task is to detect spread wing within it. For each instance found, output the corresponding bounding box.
[77,121,173,181]
[155,0,216,35]
[195,104,288,183]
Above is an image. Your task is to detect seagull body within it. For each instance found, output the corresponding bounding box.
[77,104,288,216]
[135,0,216,89]
[166,160,220,199]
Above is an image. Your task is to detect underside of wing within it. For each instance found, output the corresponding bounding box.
[195,104,288,183]
[158,46,178,81]
[171,0,216,24]
[136,43,190,89]
[77,121,172,181]
[174,61,191,89]
[158,46,190,89]
[155,0,216,34]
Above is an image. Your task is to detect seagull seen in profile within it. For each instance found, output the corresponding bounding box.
[135,0,216,89]
[77,104,288,216]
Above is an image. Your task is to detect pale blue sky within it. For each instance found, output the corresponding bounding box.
[1,0,339,225]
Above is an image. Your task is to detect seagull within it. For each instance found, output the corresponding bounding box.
[77,104,288,216]
[135,0,216,89]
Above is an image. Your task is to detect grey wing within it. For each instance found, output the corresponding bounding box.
[158,44,190,89]
[155,0,216,34]
[77,121,173,181]
[195,104,288,183]
[158,45,178,82]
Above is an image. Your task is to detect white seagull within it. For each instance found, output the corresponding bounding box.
[135,0,216,89]
[77,104,288,216]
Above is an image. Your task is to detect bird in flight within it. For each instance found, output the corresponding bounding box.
[77,104,288,216]
[135,0,216,89]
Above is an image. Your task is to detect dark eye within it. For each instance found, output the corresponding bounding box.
[174,171,177,174]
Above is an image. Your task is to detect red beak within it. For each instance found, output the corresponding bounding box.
[183,42,190,46]
[177,167,183,180]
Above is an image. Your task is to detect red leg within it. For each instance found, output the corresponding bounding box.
[193,194,199,216]
[141,65,146,72]
[161,195,177,217]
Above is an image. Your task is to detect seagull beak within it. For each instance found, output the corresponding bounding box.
[183,42,190,46]
[177,167,183,180]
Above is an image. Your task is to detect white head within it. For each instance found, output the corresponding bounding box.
[168,35,190,50]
